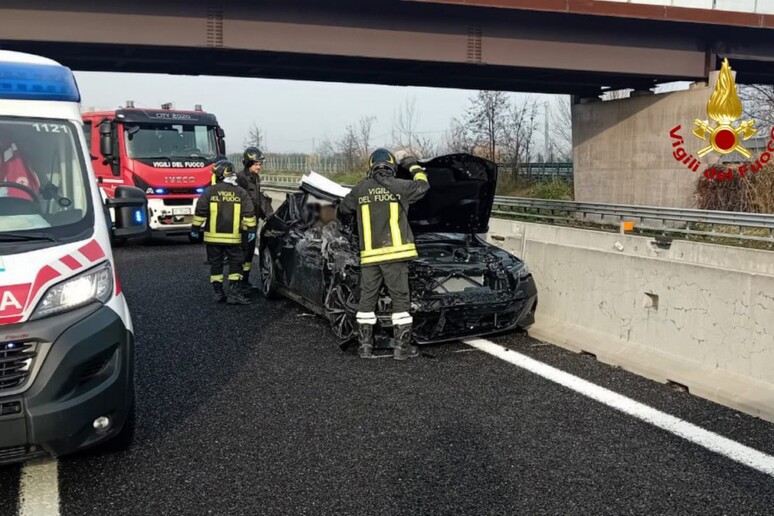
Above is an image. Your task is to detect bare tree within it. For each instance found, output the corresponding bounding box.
[441,117,476,155]
[502,97,540,177]
[316,138,336,159]
[389,97,439,158]
[741,85,774,129]
[243,123,264,150]
[358,115,376,162]
[413,135,437,159]
[392,96,419,154]
[549,96,573,162]
[337,124,360,172]
[467,91,510,161]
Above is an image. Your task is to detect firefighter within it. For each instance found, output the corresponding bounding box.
[236,147,274,294]
[191,159,257,305]
[337,148,430,360]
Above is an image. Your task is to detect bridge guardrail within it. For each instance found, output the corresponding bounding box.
[262,176,774,247]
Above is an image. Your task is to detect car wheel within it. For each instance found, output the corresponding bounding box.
[260,248,279,299]
[324,281,357,341]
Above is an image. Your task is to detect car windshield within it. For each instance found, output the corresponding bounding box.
[0,117,92,240]
[124,123,218,159]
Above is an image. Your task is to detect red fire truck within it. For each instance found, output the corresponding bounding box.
[82,102,226,241]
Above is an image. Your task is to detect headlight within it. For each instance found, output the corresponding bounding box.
[508,262,530,279]
[31,262,113,320]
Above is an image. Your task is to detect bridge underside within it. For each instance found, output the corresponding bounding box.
[0,41,698,97]
[0,0,773,94]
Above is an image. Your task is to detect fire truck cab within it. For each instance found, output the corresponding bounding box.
[81,103,226,240]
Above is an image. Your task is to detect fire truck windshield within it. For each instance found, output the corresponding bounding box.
[0,117,93,244]
[124,123,218,159]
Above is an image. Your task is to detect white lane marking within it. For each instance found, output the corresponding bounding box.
[465,338,774,478]
[19,459,60,516]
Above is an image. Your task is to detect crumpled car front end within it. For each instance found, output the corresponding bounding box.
[384,234,536,344]
[321,221,537,345]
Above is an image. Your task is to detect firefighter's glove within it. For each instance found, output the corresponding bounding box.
[247,232,256,242]
[190,230,200,239]
[401,156,426,177]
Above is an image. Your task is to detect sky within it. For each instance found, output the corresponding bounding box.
[73,71,560,154]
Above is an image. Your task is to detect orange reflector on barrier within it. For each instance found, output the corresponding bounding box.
[622,221,635,232]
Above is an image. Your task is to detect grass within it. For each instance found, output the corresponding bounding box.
[496,175,574,200]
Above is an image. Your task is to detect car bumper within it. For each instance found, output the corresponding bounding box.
[0,305,134,466]
[147,197,196,233]
[375,276,538,345]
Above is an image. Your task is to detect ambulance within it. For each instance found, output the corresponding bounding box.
[0,51,148,465]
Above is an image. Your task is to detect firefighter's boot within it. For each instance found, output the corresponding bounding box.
[393,314,419,360]
[241,273,261,296]
[212,282,227,304]
[357,324,374,358]
[226,282,251,305]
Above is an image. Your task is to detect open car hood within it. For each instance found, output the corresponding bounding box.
[299,153,498,234]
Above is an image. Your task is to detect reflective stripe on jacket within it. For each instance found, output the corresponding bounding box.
[193,183,256,244]
[338,168,429,265]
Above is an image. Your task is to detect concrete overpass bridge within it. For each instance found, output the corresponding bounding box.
[0,0,773,96]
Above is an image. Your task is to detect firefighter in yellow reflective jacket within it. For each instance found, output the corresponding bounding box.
[192,160,257,305]
[338,148,430,360]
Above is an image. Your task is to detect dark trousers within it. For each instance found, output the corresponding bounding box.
[207,244,244,283]
[358,262,410,313]
[241,233,257,281]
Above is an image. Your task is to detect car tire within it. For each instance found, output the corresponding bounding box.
[324,281,357,341]
[111,237,127,248]
[260,248,279,299]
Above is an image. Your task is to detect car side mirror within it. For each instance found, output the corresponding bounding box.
[106,186,149,239]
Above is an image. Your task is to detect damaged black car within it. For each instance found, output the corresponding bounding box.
[259,153,538,346]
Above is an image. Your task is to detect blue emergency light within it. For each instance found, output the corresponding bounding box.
[133,208,145,225]
[195,187,206,194]
[153,188,167,195]
[0,61,81,102]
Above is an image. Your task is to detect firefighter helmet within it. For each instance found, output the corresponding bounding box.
[243,147,265,168]
[212,159,236,181]
[368,148,397,176]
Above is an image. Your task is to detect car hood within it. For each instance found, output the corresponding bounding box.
[299,153,497,234]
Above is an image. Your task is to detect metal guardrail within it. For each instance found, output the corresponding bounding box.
[513,162,573,181]
[262,177,774,247]
[491,197,774,246]
[262,161,573,181]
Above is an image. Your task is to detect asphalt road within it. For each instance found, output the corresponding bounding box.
[3,237,774,515]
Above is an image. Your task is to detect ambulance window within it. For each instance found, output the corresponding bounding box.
[0,118,92,242]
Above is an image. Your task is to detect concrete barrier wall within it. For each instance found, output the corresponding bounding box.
[485,219,774,422]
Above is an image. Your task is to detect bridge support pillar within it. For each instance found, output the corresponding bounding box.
[572,84,711,208]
